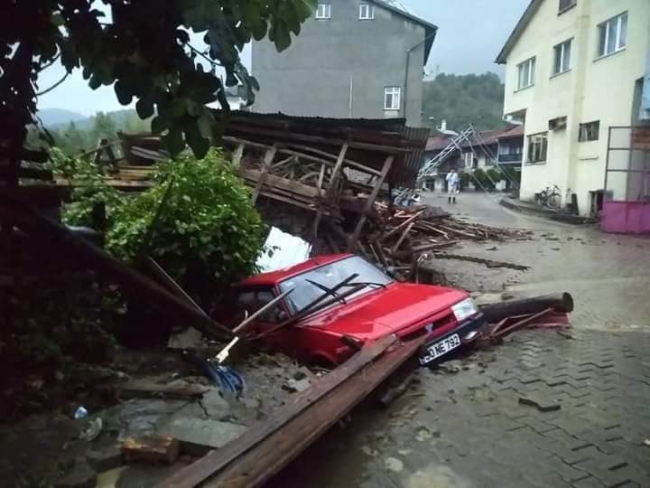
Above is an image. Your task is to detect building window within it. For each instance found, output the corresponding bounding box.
[316,3,331,19]
[384,87,401,110]
[517,57,536,90]
[527,132,548,163]
[359,3,375,20]
[579,121,600,142]
[597,13,627,57]
[553,39,572,75]
[558,0,576,14]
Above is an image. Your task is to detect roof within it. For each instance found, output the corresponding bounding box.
[425,134,453,152]
[495,0,542,64]
[497,125,525,140]
[241,254,352,286]
[370,0,438,64]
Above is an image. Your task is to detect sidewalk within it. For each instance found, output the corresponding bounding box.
[499,197,596,225]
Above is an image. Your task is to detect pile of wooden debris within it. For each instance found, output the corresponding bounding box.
[318,202,533,280]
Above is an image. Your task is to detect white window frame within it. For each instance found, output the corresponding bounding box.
[517,57,536,90]
[553,39,572,75]
[359,3,375,20]
[384,87,401,111]
[316,3,331,19]
[597,12,627,58]
[527,132,548,163]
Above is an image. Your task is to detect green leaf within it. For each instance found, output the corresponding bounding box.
[114,80,133,105]
[136,98,155,119]
[185,125,210,159]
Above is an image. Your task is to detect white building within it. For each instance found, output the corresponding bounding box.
[496,0,650,217]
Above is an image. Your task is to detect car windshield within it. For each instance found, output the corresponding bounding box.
[278,256,393,315]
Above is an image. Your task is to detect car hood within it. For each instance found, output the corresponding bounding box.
[300,283,468,340]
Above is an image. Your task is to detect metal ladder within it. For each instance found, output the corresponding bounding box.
[418,126,475,183]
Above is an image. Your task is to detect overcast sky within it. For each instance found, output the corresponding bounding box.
[37,0,529,115]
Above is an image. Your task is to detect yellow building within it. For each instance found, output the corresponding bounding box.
[496,0,650,216]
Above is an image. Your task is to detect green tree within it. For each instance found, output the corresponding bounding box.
[2,0,316,163]
[423,73,506,132]
[55,121,89,156]
[90,112,118,145]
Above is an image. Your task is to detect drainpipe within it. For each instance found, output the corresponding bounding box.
[403,30,437,122]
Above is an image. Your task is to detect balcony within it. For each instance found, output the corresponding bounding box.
[498,153,523,164]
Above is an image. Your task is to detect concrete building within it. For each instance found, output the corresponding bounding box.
[496,0,650,217]
[251,0,437,126]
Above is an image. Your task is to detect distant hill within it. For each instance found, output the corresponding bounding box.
[38,108,87,126]
[422,73,506,132]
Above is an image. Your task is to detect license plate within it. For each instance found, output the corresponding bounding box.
[419,333,462,365]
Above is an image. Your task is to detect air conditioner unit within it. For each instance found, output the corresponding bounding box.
[549,116,567,131]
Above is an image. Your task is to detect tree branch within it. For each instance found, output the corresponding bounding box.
[186,43,223,67]
[36,72,69,96]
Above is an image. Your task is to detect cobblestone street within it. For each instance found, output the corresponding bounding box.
[270,193,650,488]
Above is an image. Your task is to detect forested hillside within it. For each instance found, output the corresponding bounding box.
[422,73,506,132]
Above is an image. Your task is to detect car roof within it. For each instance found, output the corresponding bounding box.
[241,253,354,286]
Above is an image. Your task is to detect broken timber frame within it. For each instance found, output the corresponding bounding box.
[348,155,394,251]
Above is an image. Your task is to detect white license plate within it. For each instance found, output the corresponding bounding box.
[420,333,462,365]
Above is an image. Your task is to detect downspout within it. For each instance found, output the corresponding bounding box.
[403,30,437,122]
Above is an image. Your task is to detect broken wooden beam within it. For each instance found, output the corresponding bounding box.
[122,435,180,465]
[479,293,574,324]
[155,335,398,488]
[202,337,425,488]
[0,194,233,341]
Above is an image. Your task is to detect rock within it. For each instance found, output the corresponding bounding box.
[86,444,123,472]
[283,377,311,393]
[384,457,404,472]
[156,417,246,455]
[486,246,498,251]
[200,388,231,420]
[54,458,97,488]
[643,439,650,447]
[518,396,561,412]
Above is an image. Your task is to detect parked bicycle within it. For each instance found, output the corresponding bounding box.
[536,185,562,209]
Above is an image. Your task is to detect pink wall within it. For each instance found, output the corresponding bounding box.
[601,201,650,233]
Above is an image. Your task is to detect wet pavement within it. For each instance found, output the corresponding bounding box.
[270,192,650,488]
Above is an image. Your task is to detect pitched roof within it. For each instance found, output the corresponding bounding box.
[497,125,524,140]
[370,0,438,64]
[425,134,453,151]
[495,0,543,64]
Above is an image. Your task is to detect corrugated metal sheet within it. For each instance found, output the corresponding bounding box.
[256,227,312,273]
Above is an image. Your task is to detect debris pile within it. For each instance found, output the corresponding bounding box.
[317,202,533,280]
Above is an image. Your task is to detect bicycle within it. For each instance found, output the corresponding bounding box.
[537,185,562,209]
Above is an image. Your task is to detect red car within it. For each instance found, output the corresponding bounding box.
[212,254,485,367]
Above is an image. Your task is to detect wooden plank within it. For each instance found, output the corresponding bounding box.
[251,145,277,204]
[122,435,180,465]
[381,210,423,242]
[154,335,397,488]
[284,144,382,176]
[348,155,394,251]
[391,222,414,254]
[226,125,409,154]
[231,142,245,168]
[204,337,426,488]
[240,169,321,199]
[326,143,349,194]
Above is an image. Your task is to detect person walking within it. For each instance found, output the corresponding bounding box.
[446,168,459,204]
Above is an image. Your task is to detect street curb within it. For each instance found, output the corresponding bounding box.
[499,198,596,225]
